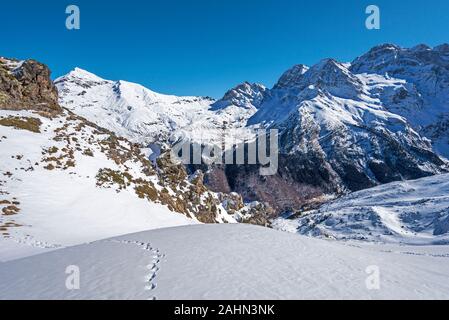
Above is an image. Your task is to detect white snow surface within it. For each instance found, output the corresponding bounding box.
[0,224,448,300]
[273,174,449,245]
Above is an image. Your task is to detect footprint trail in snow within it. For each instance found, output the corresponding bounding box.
[109,239,164,300]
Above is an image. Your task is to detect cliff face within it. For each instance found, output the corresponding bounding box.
[0,58,60,115]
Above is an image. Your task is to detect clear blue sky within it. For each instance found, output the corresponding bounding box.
[1,0,448,98]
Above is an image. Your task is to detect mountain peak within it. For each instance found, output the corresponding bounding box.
[367,43,402,54]
[350,42,449,82]
[411,44,432,52]
[211,81,267,110]
[298,58,364,99]
[63,67,106,82]
[311,58,350,73]
[0,56,23,71]
[434,43,449,52]
[274,64,309,89]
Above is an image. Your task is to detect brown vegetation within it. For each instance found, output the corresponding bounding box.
[0,116,42,133]
[2,205,20,215]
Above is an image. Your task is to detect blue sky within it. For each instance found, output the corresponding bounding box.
[1,0,448,97]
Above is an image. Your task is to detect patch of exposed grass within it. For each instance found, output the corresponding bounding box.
[134,180,159,202]
[83,148,94,157]
[47,146,59,154]
[2,205,20,215]
[44,163,55,170]
[0,116,42,133]
[64,160,76,169]
[96,168,133,190]
[0,222,21,233]
[0,92,9,104]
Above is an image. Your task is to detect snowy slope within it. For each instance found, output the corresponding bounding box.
[273,174,449,245]
[1,224,448,300]
[0,109,199,261]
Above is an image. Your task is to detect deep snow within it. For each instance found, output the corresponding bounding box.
[0,224,448,300]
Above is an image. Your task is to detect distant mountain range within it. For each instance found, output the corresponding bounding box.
[55,43,449,212]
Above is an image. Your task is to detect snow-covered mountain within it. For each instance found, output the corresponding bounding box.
[55,69,259,148]
[273,173,449,245]
[350,44,449,157]
[248,58,446,195]
[210,81,267,110]
[226,52,447,210]
[1,224,448,299]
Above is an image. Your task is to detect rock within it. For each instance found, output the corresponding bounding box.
[0,57,60,116]
[239,201,276,227]
[219,192,244,214]
[211,82,267,110]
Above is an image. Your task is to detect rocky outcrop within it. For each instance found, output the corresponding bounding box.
[238,202,276,226]
[218,192,275,226]
[211,82,267,110]
[274,64,309,89]
[0,57,60,116]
